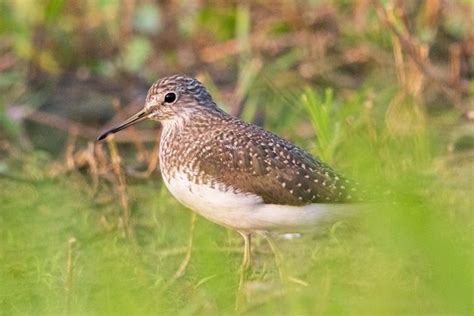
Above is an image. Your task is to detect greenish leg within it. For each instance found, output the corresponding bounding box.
[236,232,252,309]
[262,233,288,282]
[172,212,197,280]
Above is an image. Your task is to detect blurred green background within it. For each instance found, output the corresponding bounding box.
[0,0,473,315]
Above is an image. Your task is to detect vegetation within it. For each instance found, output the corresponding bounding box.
[0,0,472,315]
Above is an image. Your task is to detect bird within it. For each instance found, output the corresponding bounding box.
[97,74,360,286]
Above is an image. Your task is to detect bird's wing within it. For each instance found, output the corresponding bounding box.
[197,123,359,206]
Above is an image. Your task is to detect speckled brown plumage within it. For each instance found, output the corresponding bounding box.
[155,75,360,206]
[97,75,361,280]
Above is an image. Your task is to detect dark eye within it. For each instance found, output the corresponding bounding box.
[164,92,176,103]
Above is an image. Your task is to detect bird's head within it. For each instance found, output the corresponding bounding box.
[97,75,215,141]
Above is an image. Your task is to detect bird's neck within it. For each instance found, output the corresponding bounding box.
[160,106,232,138]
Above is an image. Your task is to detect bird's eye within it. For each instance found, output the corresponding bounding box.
[164,92,176,104]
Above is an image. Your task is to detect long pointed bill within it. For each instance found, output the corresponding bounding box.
[97,109,149,141]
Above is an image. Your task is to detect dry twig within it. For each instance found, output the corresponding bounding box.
[106,136,135,241]
[373,0,472,119]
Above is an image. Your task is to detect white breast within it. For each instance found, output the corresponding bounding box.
[162,172,263,229]
[161,171,355,232]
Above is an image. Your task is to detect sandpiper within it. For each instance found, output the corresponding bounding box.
[97,75,359,279]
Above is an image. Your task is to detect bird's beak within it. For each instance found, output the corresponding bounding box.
[97,108,149,141]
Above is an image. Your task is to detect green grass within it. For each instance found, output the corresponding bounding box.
[1,116,472,314]
[0,176,234,314]
[0,1,472,314]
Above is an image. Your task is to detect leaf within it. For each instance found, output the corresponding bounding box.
[134,4,162,35]
[122,36,152,72]
[301,88,335,162]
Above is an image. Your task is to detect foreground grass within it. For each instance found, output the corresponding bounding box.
[1,143,472,315]
[0,0,472,314]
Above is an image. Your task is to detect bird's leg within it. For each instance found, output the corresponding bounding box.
[172,212,197,280]
[262,233,287,282]
[241,232,252,271]
[236,232,251,309]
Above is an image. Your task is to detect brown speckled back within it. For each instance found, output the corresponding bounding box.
[155,76,360,206]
